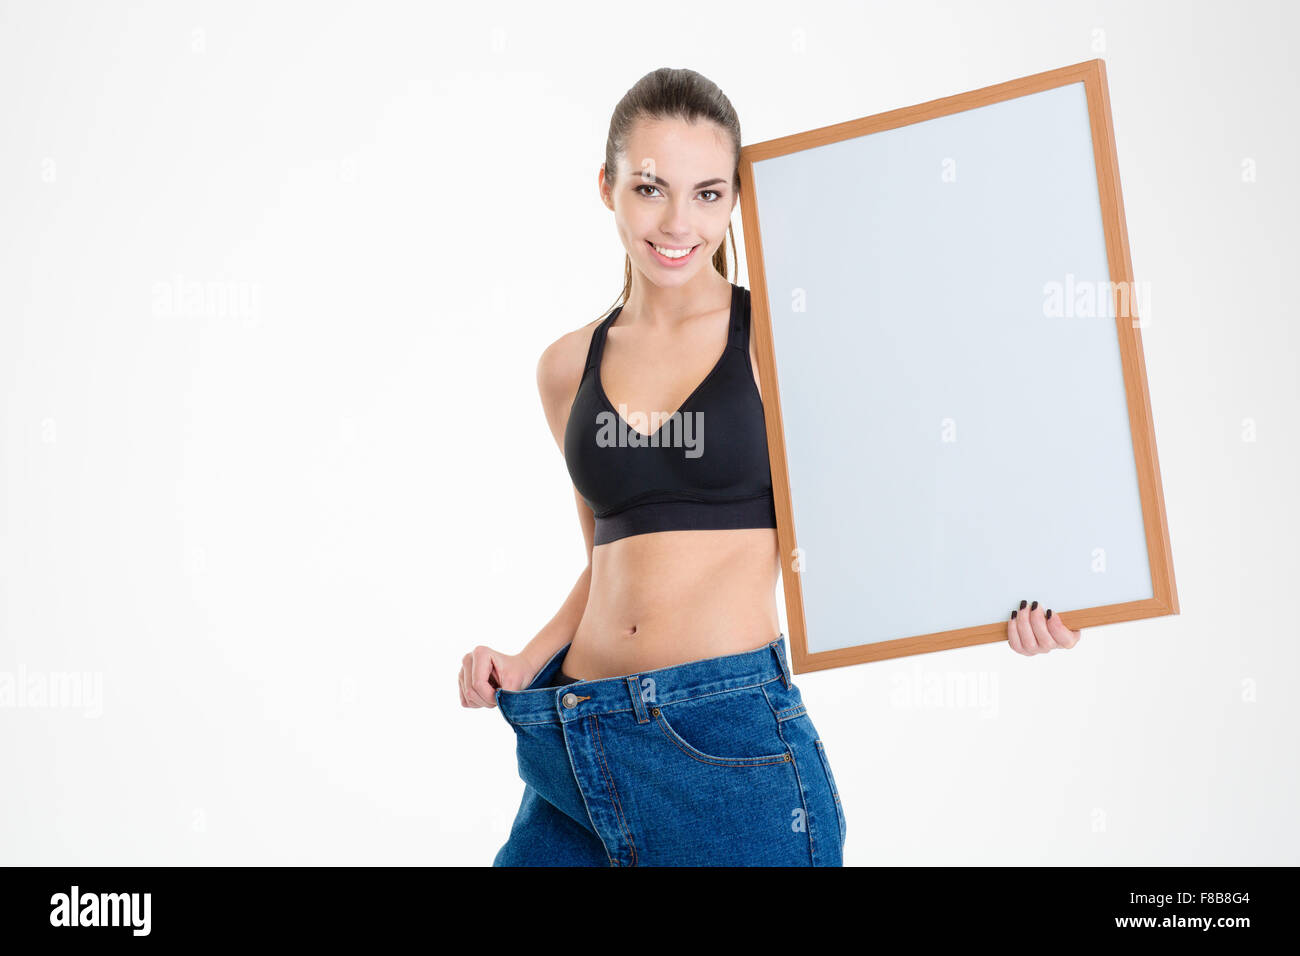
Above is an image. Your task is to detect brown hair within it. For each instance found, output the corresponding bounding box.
[601,67,741,317]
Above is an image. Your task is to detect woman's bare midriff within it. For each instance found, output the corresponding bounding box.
[560,526,782,681]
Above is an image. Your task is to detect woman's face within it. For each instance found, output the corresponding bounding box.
[601,116,739,285]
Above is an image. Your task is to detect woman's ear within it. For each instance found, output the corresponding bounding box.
[598,164,614,211]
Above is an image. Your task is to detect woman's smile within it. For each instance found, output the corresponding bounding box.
[646,239,701,266]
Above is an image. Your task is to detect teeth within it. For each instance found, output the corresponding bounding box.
[652,243,695,259]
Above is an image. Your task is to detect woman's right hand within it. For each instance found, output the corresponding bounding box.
[458,646,537,708]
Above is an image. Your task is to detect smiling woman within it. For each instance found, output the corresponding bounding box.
[458,67,849,868]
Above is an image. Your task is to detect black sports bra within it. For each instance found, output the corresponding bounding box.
[563,282,778,546]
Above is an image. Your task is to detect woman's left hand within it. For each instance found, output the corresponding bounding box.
[1007,599,1082,655]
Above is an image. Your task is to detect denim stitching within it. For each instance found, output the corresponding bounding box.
[506,707,634,728]
[503,676,787,728]
[770,638,792,690]
[509,678,782,730]
[590,714,638,866]
[761,680,808,723]
[816,739,846,849]
[672,674,783,705]
[772,709,815,864]
[650,708,792,767]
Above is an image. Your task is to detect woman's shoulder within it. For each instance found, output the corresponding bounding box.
[534,306,617,448]
[535,307,614,406]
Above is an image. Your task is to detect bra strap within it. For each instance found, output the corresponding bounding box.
[583,306,621,375]
[728,283,748,352]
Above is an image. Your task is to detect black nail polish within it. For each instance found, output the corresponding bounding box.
[1011,610,1018,619]
[1019,599,1027,609]
[1030,600,1038,611]
[1046,609,1052,620]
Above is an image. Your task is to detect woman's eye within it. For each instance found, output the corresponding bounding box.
[700,190,720,202]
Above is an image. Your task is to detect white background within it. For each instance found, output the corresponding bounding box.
[1,0,1296,865]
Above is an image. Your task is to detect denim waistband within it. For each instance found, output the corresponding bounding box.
[495,634,793,728]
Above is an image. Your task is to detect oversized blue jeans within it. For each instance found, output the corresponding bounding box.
[493,634,847,866]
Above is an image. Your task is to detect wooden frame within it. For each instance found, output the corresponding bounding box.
[737,59,1179,674]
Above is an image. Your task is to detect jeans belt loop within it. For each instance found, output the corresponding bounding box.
[770,637,792,690]
[625,675,650,723]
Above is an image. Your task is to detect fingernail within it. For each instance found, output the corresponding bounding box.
[1046,609,1052,620]
[1019,599,1027,609]
[1011,609,1017,619]
[1030,600,1038,611]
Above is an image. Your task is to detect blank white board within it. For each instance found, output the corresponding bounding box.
[738,60,1178,672]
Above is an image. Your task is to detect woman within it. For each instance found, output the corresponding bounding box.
[461,68,1082,867]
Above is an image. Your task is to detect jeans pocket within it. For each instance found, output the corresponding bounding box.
[815,738,847,850]
[650,685,791,767]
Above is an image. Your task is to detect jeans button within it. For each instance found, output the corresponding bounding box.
[562,692,578,709]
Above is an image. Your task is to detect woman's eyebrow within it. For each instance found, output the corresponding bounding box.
[634,174,729,189]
